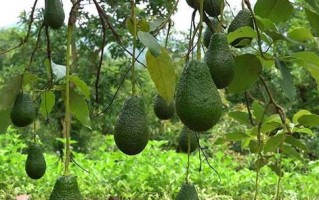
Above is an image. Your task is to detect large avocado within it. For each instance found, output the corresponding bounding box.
[114,96,149,155]
[44,0,65,29]
[176,183,199,200]
[25,143,46,180]
[10,92,36,127]
[175,60,222,132]
[49,175,83,200]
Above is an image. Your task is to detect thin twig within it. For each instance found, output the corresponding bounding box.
[26,23,45,72]
[244,91,256,126]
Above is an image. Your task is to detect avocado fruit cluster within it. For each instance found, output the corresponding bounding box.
[44,0,65,29]
[114,96,149,155]
[176,183,199,200]
[178,126,198,153]
[153,94,175,120]
[25,143,46,180]
[10,92,36,127]
[49,175,83,200]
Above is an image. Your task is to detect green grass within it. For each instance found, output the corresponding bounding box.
[1,131,319,199]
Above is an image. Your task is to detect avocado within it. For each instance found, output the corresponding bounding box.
[176,183,199,200]
[25,143,46,180]
[204,0,223,17]
[153,94,175,120]
[49,175,83,200]
[175,60,222,132]
[205,32,235,89]
[10,92,36,127]
[203,19,220,48]
[178,126,198,153]
[44,0,65,29]
[186,0,197,9]
[114,96,149,155]
[228,9,254,48]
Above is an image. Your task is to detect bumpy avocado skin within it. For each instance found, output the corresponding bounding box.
[44,0,65,29]
[49,175,83,200]
[25,143,46,180]
[10,92,36,127]
[114,96,149,155]
[205,32,235,89]
[153,94,175,120]
[175,60,222,132]
[178,126,198,153]
[204,0,223,17]
[176,183,199,200]
[228,9,254,48]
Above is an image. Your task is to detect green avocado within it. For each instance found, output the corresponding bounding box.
[175,60,222,132]
[228,9,254,48]
[10,92,36,127]
[205,32,235,89]
[153,94,175,120]
[203,19,221,48]
[49,175,83,200]
[178,126,198,153]
[25,143,46,180]
[185,0,197,9]
[114,96,149,155]
[204,0,223,17]
[176,183,199,200]
[44,0,65,29]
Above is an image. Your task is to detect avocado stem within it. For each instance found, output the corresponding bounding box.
[130,0,137,96]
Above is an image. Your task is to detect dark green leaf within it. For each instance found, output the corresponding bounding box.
[228,111,251,126]
[254,0,293,23]
[285,135,308,151]
[0,75,22,111]
[305,0,319,10]
[22,73,39,86]
[298,114,319,127]
[249,140,259,153]
[70,75,90,100]
[255,157,268,171]
[39,91,55,117]
[0,109,12,134]
[269,164,284,177]
[305,8,319,34]
[275,58,296,101]
[225,132,250,141]
[227,26,256,44]
[138,31,162,57]
[228,54,262,93]
[264,133,284,153]
[252,101,265,124]
[283,145,303,161]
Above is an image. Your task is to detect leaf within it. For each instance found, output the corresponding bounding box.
[283,145,303,161]
[125,17,136,36]
[269,164,284,177]
[254,0,293,23]
[298,114,319,127]
[249,140,259,153]
[261,122,282,134]
[227,26,256,44]
[23,73,39,86]
[293,109,312,124]
[138,31,162,57]
[263,133,284,153]
[255,16,277,31]
[254,157,268,171]
[149,18,166,32]
[0,74,22,111]
[145,48,175,103]
[285,135,308,151]
[275,58,296,101]
[305,0,319,10]
[225,132,250,141]
[305,8,319,34]
[288,27,314,42]
[294,127,314,136]
[291,51,319,90]
[228,111,251,126]
[228,54,262,93]
[39,91,55,117]
[69,75,90,100]
[252,101,265,124]
[137,19,150,32]
[0,109,12,134]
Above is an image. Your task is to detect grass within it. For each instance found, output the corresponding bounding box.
[1,131,319,199]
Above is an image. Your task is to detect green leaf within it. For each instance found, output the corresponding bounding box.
[225,132,250,141]
[305,8,319,34]
[293,110,312,124]
[145,48,175,103]
[228,54,262,93]
[305,0,319,10]
[288,27,314,42]
[254,0,293,23]
[138,31,162,57]
[228,111,251,126]
[214,137,227,145]
[298,114,319,127]
[0,75,22,111]
[252,101,265,124]
[294,127,314,136]
[249,140,259,153]
[275,58,296,101]
[149,18,166,32]
[23,73,39,86]
[291,51,319,90]
[263,133,284,153]
[285,135,308,151]
[137,19,150,32]
[69,75,90,100]
[269,164,284,177]
[0,109,12,134]
[255,16,277,31]
[227,26,256,44]
[125,17,136,36]
[283,145,303,161]
[39,91,55,117]
[255,157,268,171]
[261,122,282,134]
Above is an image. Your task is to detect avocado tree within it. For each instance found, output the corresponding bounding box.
[0,0,319,199]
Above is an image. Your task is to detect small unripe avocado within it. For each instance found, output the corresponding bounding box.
[205,32,235,89]
[44,0,65,29]
[114,96,149,155]
[10,92,36,127]
[25,143,46,180]
[228,9,254,48]
[203,19,220,48]
[178,126,198,153]
[153,94,175,120]
[49,175,83,200]
[175,60,222,132]
[176,183,199,200]
[204,0,223,17]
